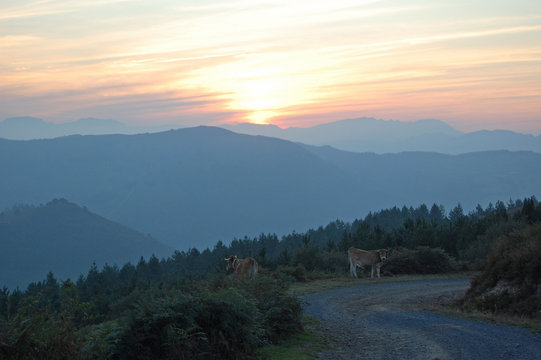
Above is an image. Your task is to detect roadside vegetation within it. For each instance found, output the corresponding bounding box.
[458,221,541,321]
[1,196,540,358]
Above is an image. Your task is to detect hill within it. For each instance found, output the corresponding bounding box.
[223,117,541,154]
[0,116,170,139]
[0,126,540,250]
[0,199,172,289]
[3,116,541,154]
[301,145,541,208]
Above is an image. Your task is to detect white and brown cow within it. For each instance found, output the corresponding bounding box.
[225,255,258,279]
[347,247,388,279]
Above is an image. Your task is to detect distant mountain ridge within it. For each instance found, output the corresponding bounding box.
[222,117,541,154]
[0,126,539,252]
[0,116,171,139]
[2,116,540,154]
[0,199,172,289]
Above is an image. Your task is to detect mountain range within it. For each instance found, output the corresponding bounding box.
[0,116,171,140]
[1,126,540,251]
[0,199,172,289]
[222,118,541,154]
[2,116,540,154]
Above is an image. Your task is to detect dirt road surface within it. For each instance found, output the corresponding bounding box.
[303,279,541,360]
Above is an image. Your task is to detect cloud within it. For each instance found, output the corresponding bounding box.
[1,0,540,133]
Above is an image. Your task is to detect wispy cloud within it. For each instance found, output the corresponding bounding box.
[0,0,135,20]
[1,0,540,133]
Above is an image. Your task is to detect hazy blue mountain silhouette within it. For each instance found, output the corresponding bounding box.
[1,126,539,251]
[0,199,172,289]
[3,116,541,154]
[222,117,541,154]
[0,116,170,139]
[301,144,541,208]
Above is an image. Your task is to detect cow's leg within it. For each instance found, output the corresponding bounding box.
[376,263,381,278]
[370,265,374,279]
[349,258,357,278]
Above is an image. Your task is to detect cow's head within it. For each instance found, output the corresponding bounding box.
[224,255,237,271]
[377,249,388,262]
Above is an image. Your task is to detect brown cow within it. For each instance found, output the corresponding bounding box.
[225,255,258,279]
[348,247,388,279]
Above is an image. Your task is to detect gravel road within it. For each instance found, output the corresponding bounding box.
[303,279,541,360]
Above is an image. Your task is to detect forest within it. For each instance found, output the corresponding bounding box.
[1,196,540,359]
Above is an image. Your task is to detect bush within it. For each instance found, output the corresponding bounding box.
[292,244,325,272]
[0,315,82,359]
[276,265,308,282]
[384,247,455,275]
[195,287,264,358]
[80,320,125,359]
[319,250,349,274]
[241,276,303,343]
[460,223,541,317]
[116,287,265,360]
[113,276,304,360]
[116,290,209,360]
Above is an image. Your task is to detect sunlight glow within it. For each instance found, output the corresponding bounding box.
[1,0,540,133]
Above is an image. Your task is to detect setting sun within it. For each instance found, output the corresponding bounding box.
[1,0,540,133]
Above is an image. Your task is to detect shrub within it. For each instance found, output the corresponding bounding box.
[114,276,303,360]
[194,287,264,358]
[240,276,303,343]
[80,320,125,359]
[292,244,325,272]
[116,291,209,360]
[0,315,82,359]
[276,265,308,282]
[460,223,541,317]
[384,247,455,275]
[319,250,349,274]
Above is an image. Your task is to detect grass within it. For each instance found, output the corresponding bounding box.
[289,272,476,296]
[427,303,541,333]
[256,315,330,360]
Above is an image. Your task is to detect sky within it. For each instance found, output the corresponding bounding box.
[1,0,541,134]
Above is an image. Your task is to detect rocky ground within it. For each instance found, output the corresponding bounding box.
[303,279,541,360]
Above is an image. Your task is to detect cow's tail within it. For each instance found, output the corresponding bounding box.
[347,250,352,275]
[347,249,355,278]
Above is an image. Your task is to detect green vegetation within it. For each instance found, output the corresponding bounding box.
[256,316,329,360]
[0,274,302,359]
[384,247,456,275]
[1,195,540,358]
[289,273,475,296]
[459,222,541,319]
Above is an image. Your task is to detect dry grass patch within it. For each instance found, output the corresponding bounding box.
[289,272,476,296]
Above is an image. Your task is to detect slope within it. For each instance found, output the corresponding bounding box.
[0,126,539,251]
[303,144,541,210]
[0,199,172,289]
[0,127,370,249]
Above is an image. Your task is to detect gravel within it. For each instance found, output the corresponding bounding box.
[303,279,541,360]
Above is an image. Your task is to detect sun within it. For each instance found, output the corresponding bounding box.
[229,78,284,124]
[247,110,279,125]
[188,60,307,126]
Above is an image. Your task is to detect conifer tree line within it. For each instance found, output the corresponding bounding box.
[0,196,540,358]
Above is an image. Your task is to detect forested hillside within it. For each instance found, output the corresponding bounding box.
[0,199,171,288]
[1,196,539,358]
